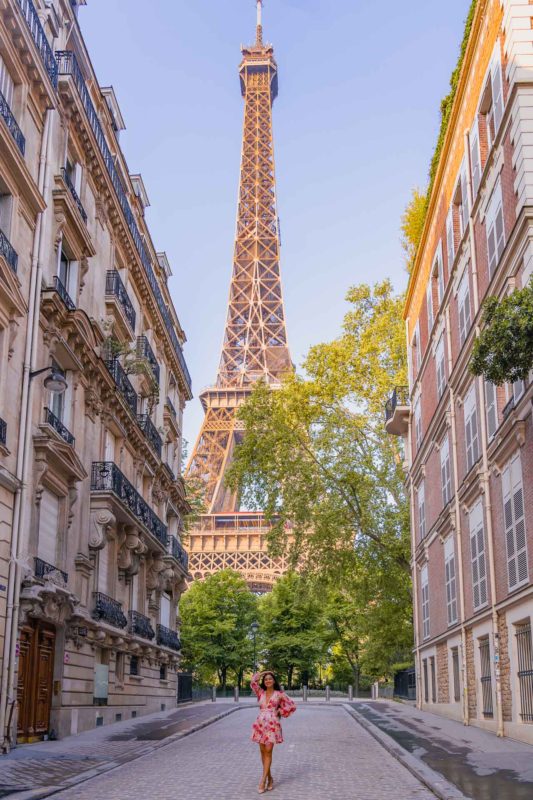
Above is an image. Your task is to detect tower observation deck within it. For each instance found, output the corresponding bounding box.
[186,2,291,592]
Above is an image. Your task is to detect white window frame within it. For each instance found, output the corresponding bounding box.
[490,43,504,137]
[446,207,455,270]
[470,118,482,198]
[421,564,430,641]
[469,501,488,610]
[457,269,471,347]
[502,453,528,591]
[417,482,426,541]
[414,397,422,449]
[436,334,446,398]
[426,283,434,333]
[486,179,505,279]
[485,380,498,440]
[464,384,480,471]
[444,537,458,626]
[0,53,15,109]
[460,162,470,236]
[440,436,452,507]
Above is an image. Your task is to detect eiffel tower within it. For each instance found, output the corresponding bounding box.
[186,1,291,592]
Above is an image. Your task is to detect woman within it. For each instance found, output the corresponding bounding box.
[250,670,296,793]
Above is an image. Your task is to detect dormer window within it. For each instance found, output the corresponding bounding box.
[101,86,126,138]
[131,174,150,213]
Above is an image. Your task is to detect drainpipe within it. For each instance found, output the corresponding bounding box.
[445,309,470,725]
[408,471,423,710]
[464,131,504,737]
[0,108,55,751]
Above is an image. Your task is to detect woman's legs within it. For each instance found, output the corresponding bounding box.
[258,744,267,788]
[263,743,274,786]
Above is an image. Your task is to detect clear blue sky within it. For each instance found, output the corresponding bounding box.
[79,0,470,446]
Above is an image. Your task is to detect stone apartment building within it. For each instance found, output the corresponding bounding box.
[387,0,533,744]
[0,0,192,746]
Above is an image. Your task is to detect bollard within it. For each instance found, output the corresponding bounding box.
[212,685,217,702]
[234,686,239,703]
[325,685,330,703]
[348,685,353,702]
[303,686,308,703]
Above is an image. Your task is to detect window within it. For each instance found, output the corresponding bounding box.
[486,181,505,279]
[479,637,494,718]
[130,655,139,676]
[160,592,171,628]
[421,564,430,641]
[440,436,452,506]
[502,453,528,591]
[65,157,82,194]
[98,542,110,594]
[464,384,480,471]
[485,380,498,440]
[413,320,422,373]
[417,482,426,541]
[430,656,437,703]
[436,334,446,398]
[446,208,455,270]
[469,501,488,610]
[444,537,458,626]
[515,622,533,723]
[433,248,445,306]
[457,270,471,347]
[482,44,504,150]
[513,380,525,405]
[57,250,78,305]
[423,659,429,703]
[414,397,422,449]
[455,162,470,237]
[452,647,461,702]
[159,664,167,681]
[49,362,66,422]
[0,180,13,239]
[426,283,434,333]
[0,53,14,108]
[470,118,482,197]
[38,488,60,567]
[115,652,125,685]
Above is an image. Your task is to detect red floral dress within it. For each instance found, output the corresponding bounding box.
[250,673,296,744]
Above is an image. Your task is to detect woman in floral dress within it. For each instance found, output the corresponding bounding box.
[250,670,296,793]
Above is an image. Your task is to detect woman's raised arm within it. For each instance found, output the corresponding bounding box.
[250,672,263,698]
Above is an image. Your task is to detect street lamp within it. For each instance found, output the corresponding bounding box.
[29,365,68,394]
[251,621,259,671]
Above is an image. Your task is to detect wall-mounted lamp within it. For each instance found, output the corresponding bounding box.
[29,365,68,395]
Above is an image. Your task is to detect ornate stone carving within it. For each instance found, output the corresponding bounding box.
[79,253,90,294]
[89,508,116,550]
[117,524,147,575]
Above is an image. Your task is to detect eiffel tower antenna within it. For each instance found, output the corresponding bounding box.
[186,4,291,592]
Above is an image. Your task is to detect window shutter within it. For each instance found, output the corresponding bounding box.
[0,53,14,108]
[38,489,60,566]
[444,537,457,625]
[503,455,528,590]
[487,182,504,279]
[470,501,488,609]
[470,119,482,196]
[464,385,479,470]
[491,51,503,132]
[160,593,171,628]
[440,437,451,505]
[421,565,430,640]
[418,483,426,540]
[414,398,422,448]
[99,544,110,594]
[105,430,116,463]
[458,271,471,346]
[446,209,455,269]
[438,257,445,304]
[460,166,470,234]
[485,381,497,439]
[426,284,434,332]
[436,335,446,397]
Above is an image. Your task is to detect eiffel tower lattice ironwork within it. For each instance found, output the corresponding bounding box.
[186,2,291,592]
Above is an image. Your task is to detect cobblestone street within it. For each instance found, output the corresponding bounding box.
[47,705,435,800]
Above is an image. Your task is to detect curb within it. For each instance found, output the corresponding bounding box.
[343,704,469,800]
[7,706,241,800]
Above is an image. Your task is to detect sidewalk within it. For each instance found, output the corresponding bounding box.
[0,700,241,799]
[348,699,533,800]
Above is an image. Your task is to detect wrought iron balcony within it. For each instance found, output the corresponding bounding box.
[34,557,68,584]
[52,275,76,310]
[44,407,75,445]
[137,414,162,458]
[165,396,177,418]
[0,228,18,274]
[156,624,181,652]
[91,462,168,548]
[0,418,6,448]
[16,0,58,88]
[128,610,155,641]
[384,386,410,436]
[105,270,136,331]
[55,51,191,394]
[0,89,25,156]
[61,167,87,224]
[136,336,160,384]
[105,358,138,417]
[170,536,188,572]
[92,592,128,629]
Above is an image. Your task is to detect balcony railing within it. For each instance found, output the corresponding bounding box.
[105,358,138,417]
[170,536,188,572]
[0,228,18,274]
[137,414,162,458]
[92,592,128,629]
[16,0,58,88]
[385,386,410,423]
[0,89,25,155]
[61,167,87,223]
[165,396,177,418]
[105,270,136,331]
[384,385,410,436]
[34,557,68,584]
[91,462,168,547]
[52,275,76,310]
[55,51,191,394]
[44,407,74,445]
[156,624,181,652]
[0,417,6,448]
[128,610,155,641]
[136,336,160,384]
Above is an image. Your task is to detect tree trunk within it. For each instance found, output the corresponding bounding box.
[221,666,227,692]
[287,665,293,690]
[238,667,244,690]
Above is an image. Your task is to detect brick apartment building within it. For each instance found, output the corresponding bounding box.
[386,0,533,743]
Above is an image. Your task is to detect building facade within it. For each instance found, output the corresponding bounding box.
[387,0,533,744]
[0,0,192,746]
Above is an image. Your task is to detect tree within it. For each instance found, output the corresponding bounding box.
[226,281,412,678]
[470,278,533,384]
[401,188,427,273]
[179,570,258,689]
[258,572,329,689]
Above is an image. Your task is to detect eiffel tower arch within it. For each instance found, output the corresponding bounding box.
[186,2,291,592]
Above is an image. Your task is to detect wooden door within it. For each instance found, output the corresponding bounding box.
[17,621,56,742]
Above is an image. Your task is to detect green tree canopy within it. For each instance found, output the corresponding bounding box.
[179,569,258,688]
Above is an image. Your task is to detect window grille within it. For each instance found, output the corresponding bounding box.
[516,622,533,723]
[479,638,494,718]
